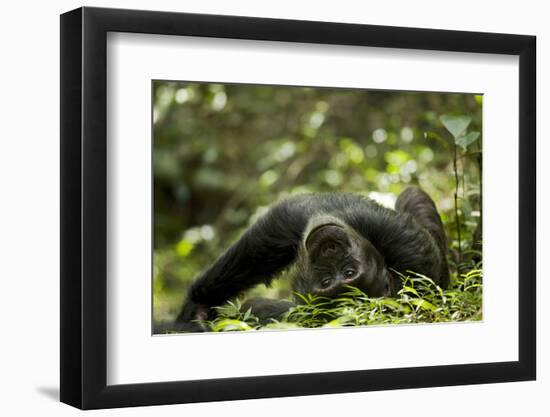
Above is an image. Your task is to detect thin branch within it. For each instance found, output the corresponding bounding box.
[453,144,462,263]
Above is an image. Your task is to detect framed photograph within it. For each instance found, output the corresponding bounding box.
[60,6,536,410]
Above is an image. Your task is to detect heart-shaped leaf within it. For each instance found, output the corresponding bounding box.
[440,115,472,138]
[455,131,480,151]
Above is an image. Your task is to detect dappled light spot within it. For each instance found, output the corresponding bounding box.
[400,126,414,143]
[419,147,434,163]
[200,225,215,241]
[175,88,190,104]
[260,170,278,187]
[211,91,227,111]
[324,170,343,187]
[365,144,378,158]
[308,111,325,129]
[372,128,388,143]
[368,191,397,209]
[274,142,296,162]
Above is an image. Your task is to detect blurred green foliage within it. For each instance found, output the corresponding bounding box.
[153,81,482,326]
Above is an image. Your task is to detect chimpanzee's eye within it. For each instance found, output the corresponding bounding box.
[344,269,356,278]
[321,278,332,288]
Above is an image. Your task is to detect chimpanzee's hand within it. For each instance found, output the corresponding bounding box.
[173,299,212,333]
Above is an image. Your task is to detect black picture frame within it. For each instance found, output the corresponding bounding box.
[60,6,536,410]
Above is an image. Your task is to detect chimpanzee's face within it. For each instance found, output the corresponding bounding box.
[294,216,393,298]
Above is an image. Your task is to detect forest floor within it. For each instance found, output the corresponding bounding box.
[208,266,483,332]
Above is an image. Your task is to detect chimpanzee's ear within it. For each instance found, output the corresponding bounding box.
[303,214,347,244]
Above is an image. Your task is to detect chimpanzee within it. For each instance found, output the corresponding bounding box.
[172,187,449,332]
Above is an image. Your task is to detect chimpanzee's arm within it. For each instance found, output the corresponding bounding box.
[343,196,445,287]
[394,186,450,288]
[175,198,310,328]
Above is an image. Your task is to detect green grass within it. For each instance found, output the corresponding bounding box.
[208,267,483,332]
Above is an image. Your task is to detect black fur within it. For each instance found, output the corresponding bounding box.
[241,298,296,324]
[174,187,449,330]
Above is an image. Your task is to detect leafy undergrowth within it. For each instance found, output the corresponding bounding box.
[208,268,483,332]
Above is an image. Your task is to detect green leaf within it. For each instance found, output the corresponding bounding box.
[261,322,302,330]
[323,315,354,328]
[212,319,252,332]
[455,132,480,151]
[214,300,241,318]
[378,298,402,310]
[243,307,252,321]
[401,285,419,297]
[410,299,437,312]
[440,115,472,138]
